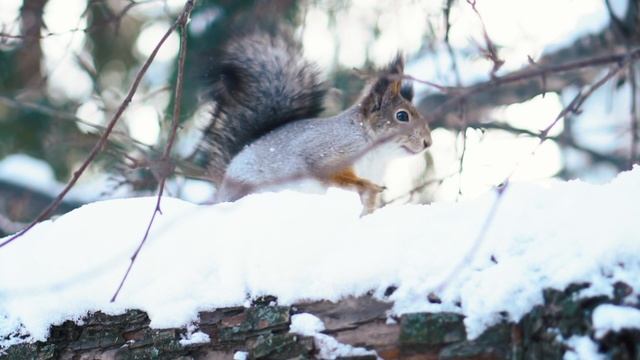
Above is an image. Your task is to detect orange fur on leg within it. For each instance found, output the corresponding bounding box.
[327,167,384,214]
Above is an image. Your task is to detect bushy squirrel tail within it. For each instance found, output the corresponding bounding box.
[200,33,327,184]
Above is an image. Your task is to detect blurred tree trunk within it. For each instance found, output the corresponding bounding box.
[16,0,48,95]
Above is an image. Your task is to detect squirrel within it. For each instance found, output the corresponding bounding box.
[198,33,432,213]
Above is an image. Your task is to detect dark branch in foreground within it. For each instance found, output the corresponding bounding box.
[111,0,195,302]
[423,48,640,120]
[419,28,635,125]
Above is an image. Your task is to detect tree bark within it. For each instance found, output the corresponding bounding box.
[16,0,48,92]
[1,283,637,360]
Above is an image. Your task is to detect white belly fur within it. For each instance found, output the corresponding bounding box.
[353,141,407,185]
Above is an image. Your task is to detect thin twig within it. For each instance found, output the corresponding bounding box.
[434,181,507,293]
[466,0,504,77]
[403,48,640,99]
[456,105,468,199]
[443,0,462,86]
[400,74,457,92]
[629,63,639,168]
[110,0,195,302]
[429,48,640,108]
[380,173,456,206]
[605,0,630,39]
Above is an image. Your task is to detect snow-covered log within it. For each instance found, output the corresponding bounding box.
[2,168,640,359]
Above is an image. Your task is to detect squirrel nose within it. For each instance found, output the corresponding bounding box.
[423,138,432,148]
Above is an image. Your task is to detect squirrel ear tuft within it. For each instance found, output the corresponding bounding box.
[361,54,406,115]
[362,78,388,115]
[400,81,414,101]
[387,54,404,96]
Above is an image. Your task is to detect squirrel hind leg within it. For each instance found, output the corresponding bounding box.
[327,167,385,215]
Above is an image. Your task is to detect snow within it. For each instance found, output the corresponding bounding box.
[290,313,377,359]
[563,335,605,360]
[179,325,211,346]
[0,154,129,202]
[592,304,640,338]
[312,333,377,360]
[0,154,60,194]
[171,177,215,203]
[233,351,248,360]
[1,167,640,348]
[290,313,326,336]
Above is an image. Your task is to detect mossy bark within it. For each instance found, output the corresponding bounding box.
[2,283,638,359]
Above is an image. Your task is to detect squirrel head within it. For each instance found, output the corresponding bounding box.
[360,55,432,155]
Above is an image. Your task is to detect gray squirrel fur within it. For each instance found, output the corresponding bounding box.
[200,33,432,211]
[200,34,326,184]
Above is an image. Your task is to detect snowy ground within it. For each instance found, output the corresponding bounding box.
[0,154,131,203]
[1,167,640,352]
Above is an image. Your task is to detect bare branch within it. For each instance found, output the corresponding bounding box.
[422,47,640,125]
[605,0,630,39]
[419,31,633,123]
[456,105,468,198]
[110,0,195,302]
[443,0,462,85]
[466,0,504,77]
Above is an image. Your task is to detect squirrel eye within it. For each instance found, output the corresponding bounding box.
[395,110,410,122]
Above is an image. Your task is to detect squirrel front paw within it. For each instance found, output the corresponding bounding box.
[358,182,385,216]
[327,168,385,215]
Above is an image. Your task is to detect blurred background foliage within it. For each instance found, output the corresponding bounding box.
[0,0,639,232]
